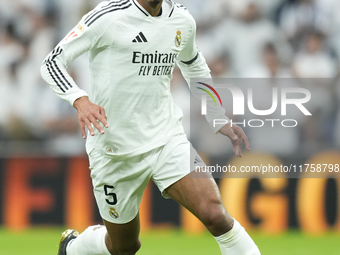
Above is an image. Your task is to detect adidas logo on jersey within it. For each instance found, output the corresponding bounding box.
[132,32,148,43]
[194,156,202,164]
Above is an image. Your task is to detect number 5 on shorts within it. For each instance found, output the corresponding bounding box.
[104,185,118,205]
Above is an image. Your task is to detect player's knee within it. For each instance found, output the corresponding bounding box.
[110,239,141,255]
[131,239,141,254]
[200,206,226,227]
[117,239,142,255]
[198,200,233,236]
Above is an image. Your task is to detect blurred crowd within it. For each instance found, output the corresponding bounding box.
[1,0,340,156]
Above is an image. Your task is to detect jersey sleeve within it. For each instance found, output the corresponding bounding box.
[176,17,229,133]
[40,8,113,106]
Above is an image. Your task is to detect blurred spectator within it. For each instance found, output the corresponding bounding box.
[211,0,292,77]
[279,0,330,49]
[9,12,56,138]
[0,25,25,139]
[293,30,337,78]
[311,0,340,78]
[227,0,284,21]
[242,43,292,78]
[334,76,340,148]
[208,53,234,78]
[177,0,228,32]
[292,31,336,151]
[56,0,102,35]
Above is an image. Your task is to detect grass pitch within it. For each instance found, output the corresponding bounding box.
[0,228,339,255]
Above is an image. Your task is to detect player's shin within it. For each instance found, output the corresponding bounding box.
[66,225,110,255]
[214,219,261,255]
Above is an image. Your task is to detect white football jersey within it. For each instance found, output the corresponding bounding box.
[41,0,227,156]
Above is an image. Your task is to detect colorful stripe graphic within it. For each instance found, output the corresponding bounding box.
[197,87,217,105]
[196,82,223,106]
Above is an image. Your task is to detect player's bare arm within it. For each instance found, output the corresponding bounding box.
[73,96,109,139]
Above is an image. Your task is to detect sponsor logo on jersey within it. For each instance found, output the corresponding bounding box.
[132,50,178,76]
[194,156,202,164]
[132,32,148,43]
[109,207,119,219]
[106,147,118,153]
[64,31,78,42]
[132,51,177,64]
[64,24,85,42]
[175,30,181,47]
[77,24,85,33]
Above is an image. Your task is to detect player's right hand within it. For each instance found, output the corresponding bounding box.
[73,96,109,139]
[219,123,250,157]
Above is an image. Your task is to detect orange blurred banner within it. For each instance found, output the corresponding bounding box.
[0,151,339,235]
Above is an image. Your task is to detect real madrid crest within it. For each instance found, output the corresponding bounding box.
[109,207,119,219]
[175,30,181,47]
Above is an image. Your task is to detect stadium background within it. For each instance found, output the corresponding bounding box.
[0,0,340,254]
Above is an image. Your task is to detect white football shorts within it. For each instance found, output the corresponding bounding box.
[88,134,206,224]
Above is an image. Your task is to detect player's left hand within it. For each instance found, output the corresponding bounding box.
[219,123,250,157]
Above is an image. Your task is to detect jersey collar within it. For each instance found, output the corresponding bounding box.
[131,0,174,18]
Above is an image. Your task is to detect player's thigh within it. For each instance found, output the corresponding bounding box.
[165,173,225,218]
[166,174,234,236]
[89,149,151,224]
[154,139,234,234]
[152,134,222,213]
[151,134,205,199]
[103,213,141,253]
